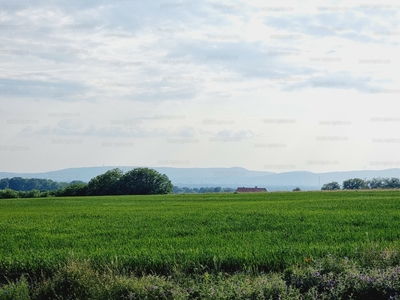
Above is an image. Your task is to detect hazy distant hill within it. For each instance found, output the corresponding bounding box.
[1,167,400,191]
[0,166,272,183]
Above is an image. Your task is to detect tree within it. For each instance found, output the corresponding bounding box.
[0,179,9,189]
[70,180,86,185]
[367,177,385,189]
[321,182,341,190]
[8,177,26,191]
[213,187,222,193]
[24,178,39,191]
[384,177,400,189]
[120,168,172,195]
[293,187,301,191]
[0,177,68,191]
[173,186,182,194]
[342,178,368,190]
[87,168,123,196]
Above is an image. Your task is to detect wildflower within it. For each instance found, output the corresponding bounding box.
[306,258,311,263]
[369,277,374,283]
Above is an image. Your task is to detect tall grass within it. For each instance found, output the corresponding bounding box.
[3,252,400,299]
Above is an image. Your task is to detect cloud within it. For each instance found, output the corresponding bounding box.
[19,119,199,139]
[1,0,400,172]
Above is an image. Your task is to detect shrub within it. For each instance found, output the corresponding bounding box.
[6,253,400,299]
[0,189,18,199]
[0,276,30,300]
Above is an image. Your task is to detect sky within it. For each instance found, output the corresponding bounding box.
[1,0,400,173]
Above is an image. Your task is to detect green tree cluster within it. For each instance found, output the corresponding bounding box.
[321,182,341,190]
[367,177,400,189]
[342,178,368,190]
[0,177,69,191]
[0,189,50,199]
[172,186,235,194]
[0,168,172,198]
[322,177,400,190]
[85,167,172,196]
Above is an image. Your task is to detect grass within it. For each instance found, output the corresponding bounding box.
[2,190,400,298]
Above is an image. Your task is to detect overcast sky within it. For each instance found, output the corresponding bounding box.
[1,0,399,173]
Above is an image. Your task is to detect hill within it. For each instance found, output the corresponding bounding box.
[2,167,400,191]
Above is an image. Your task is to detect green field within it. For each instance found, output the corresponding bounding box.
[2,190,400,277]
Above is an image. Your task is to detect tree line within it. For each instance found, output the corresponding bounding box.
[0,167,240,199]
[2,172,400,199]
[322,177,400,190]
[0,177,73,191]
[173,186,235,194]
[0,168,172,199]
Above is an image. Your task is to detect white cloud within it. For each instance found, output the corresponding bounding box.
[1,0,399,172]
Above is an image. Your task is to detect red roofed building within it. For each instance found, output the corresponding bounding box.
[235,186,267,193]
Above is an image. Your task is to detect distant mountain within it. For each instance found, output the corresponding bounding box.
[0,166,273,183]
[1,167,400,191]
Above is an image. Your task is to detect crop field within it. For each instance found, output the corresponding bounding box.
[2,190,400,278]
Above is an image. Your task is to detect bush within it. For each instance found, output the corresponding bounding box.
[19,190,41,198]
[5,251,400,299]
[57,184,88,197]
[39,191,50,197]
[0,276,30,300]
[0,189,18,199]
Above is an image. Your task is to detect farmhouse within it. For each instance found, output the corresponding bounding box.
[235,186,267,193]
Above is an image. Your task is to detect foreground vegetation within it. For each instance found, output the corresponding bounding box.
[2,253,400,300]
[2,191,400,299]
